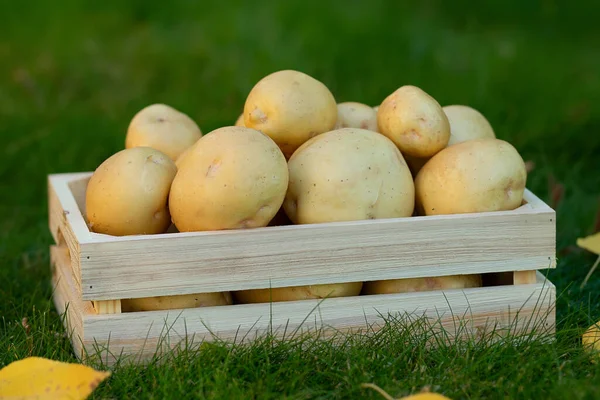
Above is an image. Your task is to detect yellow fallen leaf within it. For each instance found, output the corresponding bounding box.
[0,356,110,400]
[399,393,452,400]
[583,321,600,363]
[577,232,600,288]
[577,232,600,254]
[361,383,452,400]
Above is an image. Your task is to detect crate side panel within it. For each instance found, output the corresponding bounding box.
[48,173,93,241]
[82,281,555,366]
[81,209,556,300]
[522,189,555,212]
[48,186,82,290]
[48,173,95,291]
[51,245,94,361]
[67,175,91,219]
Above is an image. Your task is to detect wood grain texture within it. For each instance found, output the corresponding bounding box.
[49,173,556,301]
[50,245,94,361]
[514,270,538,285]
[51,241,556,366]
[48,173,94,293]
[93,300,122,314]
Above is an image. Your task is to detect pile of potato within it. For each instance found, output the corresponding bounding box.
[85,69,527,311]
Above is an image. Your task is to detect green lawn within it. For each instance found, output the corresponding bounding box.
[1,1,600,398]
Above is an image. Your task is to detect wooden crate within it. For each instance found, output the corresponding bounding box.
[48,172,557,366]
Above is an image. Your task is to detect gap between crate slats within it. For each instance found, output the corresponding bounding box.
[89,270,544,315]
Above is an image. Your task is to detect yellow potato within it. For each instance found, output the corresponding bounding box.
[284,128,415,224]
[243,69,337,158]
[174,136,203,169]
[234,113,245,127]
[122,292,233,312]
[174,144,194,169]
[362,274,482,295]
[377,85,450,158]
[125,103,202,161]
[334,102,378,131]
[169,126,289,232]
[86,147,177,236]
[233,282,363,304]
[400,105,497,177]
[415,138,527,215]
[443,105,496,146]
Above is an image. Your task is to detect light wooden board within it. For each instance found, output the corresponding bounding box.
[93,300,122,314]
[48,173,556,301]
[50,245,94,361]
[48,173,92,293]
[51,244,556,367]
[514,270,538,285]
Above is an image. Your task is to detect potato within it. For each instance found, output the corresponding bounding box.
[377,85,450,158]
[174,136,202,169]
[401,104,497,177]
[362,274,482,295]
[443,105,496,146]
[415,138,527,215]
[169,126,289,232]
[373,105,379,113]
[334,102,378,131]
[174,144,194,169]
[284,128,415,224]
[125,103,202,162]
[122,292,233,312]
[243,69,337,158]
[233,282,363,304]
[234,113,245,127]
[86,147,177,236]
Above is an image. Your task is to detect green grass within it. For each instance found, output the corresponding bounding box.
[1,0,600,398]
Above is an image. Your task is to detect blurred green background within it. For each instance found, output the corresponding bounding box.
[1,0,599,353]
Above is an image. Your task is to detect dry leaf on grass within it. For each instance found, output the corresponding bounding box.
[576,231,600,289]
[577,231,600,253]
[583,321,600,362]
[0,356,110,399]
[399,393,452,400]
[577,231,600,360]
[361,383,452,399]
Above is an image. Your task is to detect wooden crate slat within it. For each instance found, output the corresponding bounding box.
[80,211,554,300]
[48,173,92,242]
[50,245,93,361]
[48,172,556,301]
[85,283,555,366]
[48,173,94,293]
[514,270,538,285]
[93,300,122,314]
[50,244,556,366]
